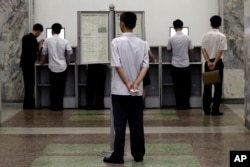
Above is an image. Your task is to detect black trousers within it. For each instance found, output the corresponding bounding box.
[22,65,35,109]
[112,95,145,160]
[171,66,191,109]
[86,64,106,110]
[49,69,67,111]
[203,59,224,113]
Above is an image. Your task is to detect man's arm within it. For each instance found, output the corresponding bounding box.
[188,49,194,57]
[132,67,149,90]
[202,49,224,70]
[65,42,73,64]
[213,50,224,65]
[202,48,224,70]
[66,55,71,64]
[66,50,73,64]
[38,55,46,65]
[148,50,158,63]
[166,39,172,52]
[213,35,227,67]
[36,40,44,56]
[188,39,194,57]
[115,66,131,90]
[202,48,213,68]
[132,44,149,90]
[38,41,47,65]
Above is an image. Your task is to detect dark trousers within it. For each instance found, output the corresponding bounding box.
[49,70,67,110]
[171,66,191,109]
[112,95,145,160]
[22,65,35,109]
[86,64,106,110]
[203,59,224,113]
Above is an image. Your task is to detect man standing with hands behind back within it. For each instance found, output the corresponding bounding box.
[20,23,44,109]
[201,15,227,116]
[103,12,149,164]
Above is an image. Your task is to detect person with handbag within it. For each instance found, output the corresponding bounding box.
[201,15,227,116]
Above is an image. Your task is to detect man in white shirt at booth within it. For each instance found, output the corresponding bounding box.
[39,23,73,111]
[167,19,194,110]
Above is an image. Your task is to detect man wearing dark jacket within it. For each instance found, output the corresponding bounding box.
[20,23,43,109]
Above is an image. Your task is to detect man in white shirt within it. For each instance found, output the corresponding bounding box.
[39,23,73,111]
[167,19,194,110]
[103,12,149,164]
[201,15,227,116]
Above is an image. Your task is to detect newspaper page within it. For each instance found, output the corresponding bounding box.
[80,13,109,64]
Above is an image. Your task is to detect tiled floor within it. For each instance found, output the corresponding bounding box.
[0,103,249,167]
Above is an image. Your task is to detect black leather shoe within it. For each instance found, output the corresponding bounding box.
[50,108,63,111]
[23,105,36,110]
[134,158,143,162]
[177,107,191,110]
[211,112,224,116]
[103,157,124,164]
[204,112,210,116]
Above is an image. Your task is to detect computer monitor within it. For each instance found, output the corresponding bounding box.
[170,27,189,37]
[46,28,65,39]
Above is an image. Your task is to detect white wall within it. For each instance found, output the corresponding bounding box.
[34,0,218,46]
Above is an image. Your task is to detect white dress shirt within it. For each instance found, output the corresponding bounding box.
[111,32,149,96]
[167,31,193,67]
[201,29,227,59]
[42,35,73,73]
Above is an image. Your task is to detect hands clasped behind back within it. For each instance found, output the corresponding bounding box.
[126,82,139,96]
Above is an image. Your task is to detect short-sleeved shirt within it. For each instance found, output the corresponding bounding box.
[42,35,73,73]
[201,29,227,59]
[20,33,38,67]
[111,32,149,96]
[167,31,194,67]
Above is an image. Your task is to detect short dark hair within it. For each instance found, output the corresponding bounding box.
[210,15,222,28]
[120,12,137,29]
[33,23,43,31]
[173,19,183,29]
[52,23,62,34]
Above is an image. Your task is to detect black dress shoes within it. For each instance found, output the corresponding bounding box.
[103,157,124,164]
[23,105,36,110]
[134,158,143,162]
[204,112,210,116]
[211,112,224,116]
